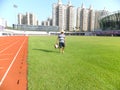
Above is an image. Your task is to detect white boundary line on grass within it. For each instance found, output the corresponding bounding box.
[0,37,27,86]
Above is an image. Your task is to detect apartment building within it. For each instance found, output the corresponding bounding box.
[0,18,7,30]
[18,12,38,26]
[41,17,52,26]
[94,9,109,30]
[76,4,95,32]
[52,0,75,31]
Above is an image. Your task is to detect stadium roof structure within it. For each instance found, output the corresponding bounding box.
[99,10,120,30]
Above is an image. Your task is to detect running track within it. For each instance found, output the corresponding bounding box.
[0,36,28,90]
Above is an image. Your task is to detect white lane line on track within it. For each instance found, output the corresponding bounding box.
[0,41,18,54]
[0,38,26,86]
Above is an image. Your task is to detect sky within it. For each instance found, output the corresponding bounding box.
[0,0,120,26]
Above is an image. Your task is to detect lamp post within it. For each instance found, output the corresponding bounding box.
[13,4,18,29]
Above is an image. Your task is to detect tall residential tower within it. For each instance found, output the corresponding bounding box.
[76,4,95,32]
[0,18,7,30]
[18,12,38,26]
[52,0,75,31]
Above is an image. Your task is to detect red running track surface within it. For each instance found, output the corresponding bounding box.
[0,36,28,90]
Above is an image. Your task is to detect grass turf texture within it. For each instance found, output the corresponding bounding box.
[28,36,120,90]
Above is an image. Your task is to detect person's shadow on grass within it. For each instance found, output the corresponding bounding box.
[32,48,59,53]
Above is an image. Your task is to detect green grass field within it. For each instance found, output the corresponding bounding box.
[28,36,120,90]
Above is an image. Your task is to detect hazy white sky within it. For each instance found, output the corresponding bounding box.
[0,0,120,26]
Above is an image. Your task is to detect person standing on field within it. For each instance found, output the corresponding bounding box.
[56,30,65,53]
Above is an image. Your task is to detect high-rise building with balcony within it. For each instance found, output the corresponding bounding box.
[66,1,75,31]
[18,12,38,26]
[41,17,52,26]
[52,0,75,31]
[94,9,109,30]
[76,4,95,32]
[0,18,7,30]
